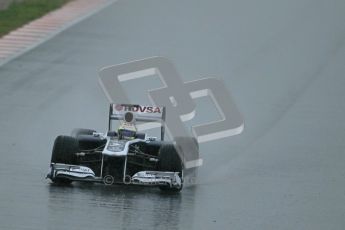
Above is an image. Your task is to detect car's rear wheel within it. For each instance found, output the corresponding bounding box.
[50,135,79,184]
[71,128,96,138]
[71,128,106,150]
[158,144,183,192]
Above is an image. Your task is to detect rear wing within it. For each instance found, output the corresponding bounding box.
[108,104,166,140]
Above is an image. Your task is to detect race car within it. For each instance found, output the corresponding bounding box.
[47,103,199,191]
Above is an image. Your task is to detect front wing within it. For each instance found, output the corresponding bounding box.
[47,163,182,189]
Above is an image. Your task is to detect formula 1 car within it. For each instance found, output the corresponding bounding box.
[47,104,199,191]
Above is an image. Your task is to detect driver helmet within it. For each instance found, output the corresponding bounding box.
[118,126,136,139]
[118,112,137,139]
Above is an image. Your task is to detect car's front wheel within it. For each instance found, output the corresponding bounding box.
[50,135,79,184]
[158,144,183,192]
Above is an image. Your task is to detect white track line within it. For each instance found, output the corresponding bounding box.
[0,0,116,67]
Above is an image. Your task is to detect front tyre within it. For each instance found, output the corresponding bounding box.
[50,135,79,184]
[174,136,199,185]
[158,144,183,192]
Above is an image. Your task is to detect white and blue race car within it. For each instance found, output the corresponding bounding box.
[47,104,199,192]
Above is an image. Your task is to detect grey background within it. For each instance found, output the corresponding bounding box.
[0,0,23,10]
[0,0,345,229]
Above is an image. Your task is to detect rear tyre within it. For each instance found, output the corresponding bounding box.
[77,135,107,151]
[158,144,183,192]
[71,128,96,138]
[50,135,79,184]
[71,129,105,151]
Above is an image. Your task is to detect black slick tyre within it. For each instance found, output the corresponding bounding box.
[71,128,96,138]
[50,135,79,184]
[158,144,183,192]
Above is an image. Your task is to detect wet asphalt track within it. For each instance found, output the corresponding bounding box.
[1,0,345,229]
